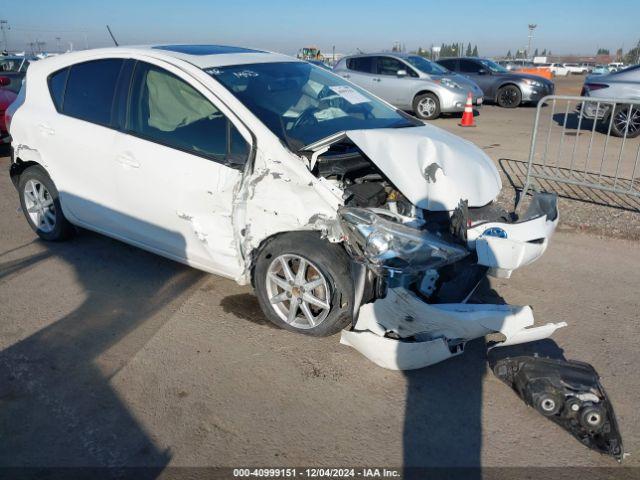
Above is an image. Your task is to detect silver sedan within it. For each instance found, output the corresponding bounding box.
[333,53,483,120]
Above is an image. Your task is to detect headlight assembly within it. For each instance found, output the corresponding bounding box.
[339,207,469,274]
[440,77,462,90]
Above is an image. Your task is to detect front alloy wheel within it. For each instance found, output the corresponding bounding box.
[253,231,354,336]
[266,254,330,329]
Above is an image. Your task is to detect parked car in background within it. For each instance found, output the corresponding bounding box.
[580,64,640,138]
[307,60,331,70]
[0,55,32,93]
[589,65,612,76]
[608,62,625,72]
[436,57,554,108]
[562,63,588,74]
[0,77,18,144]
[580,63,595,73]
[333,53,483,120]
[547,63,569,76]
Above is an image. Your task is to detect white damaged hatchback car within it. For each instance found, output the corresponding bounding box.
[7,45,565,369]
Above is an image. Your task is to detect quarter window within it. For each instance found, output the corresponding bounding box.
[48,67,69,112]
[63,59,124,125]
[127,62,249,165]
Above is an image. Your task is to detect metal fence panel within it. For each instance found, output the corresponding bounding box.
[519,95,640,210]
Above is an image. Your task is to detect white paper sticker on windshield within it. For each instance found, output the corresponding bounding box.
[329,85,371,104]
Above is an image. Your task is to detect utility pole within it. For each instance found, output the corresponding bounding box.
[0,20,10,53]
[527,24,537,60]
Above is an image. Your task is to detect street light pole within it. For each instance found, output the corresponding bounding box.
[527,24,537,60]
[0,20,10,53]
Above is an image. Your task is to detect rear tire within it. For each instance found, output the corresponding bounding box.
[253,232,354,337]
[496,85,522,108]
[413,93,441,120]
[18,165,75,241]
[610,104,640,138]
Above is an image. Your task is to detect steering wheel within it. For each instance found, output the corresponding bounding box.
[291,108,320,131]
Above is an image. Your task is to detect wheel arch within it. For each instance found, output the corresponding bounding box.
[413,89,441,104]
[494,82,521,102]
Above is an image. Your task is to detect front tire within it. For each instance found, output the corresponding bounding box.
[18,165,75,241]
[496,85,522,108]
[413,93,441,120]
[253,232,354,336]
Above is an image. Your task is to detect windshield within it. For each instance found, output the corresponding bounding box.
[405,56,449,75]
[478,59,508,73]
[206,62,418,151]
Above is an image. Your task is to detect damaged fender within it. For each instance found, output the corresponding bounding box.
[492,356,624,461]
[340,288,566,370]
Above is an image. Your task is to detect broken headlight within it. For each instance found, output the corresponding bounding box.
[338,207,469,274]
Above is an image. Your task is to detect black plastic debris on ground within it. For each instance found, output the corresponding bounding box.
[491,355,623,461]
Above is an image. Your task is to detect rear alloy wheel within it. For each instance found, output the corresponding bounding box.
[413,93,441,120]
[497,85,522,108]
[611,104,640,138]
[18,165,75,241]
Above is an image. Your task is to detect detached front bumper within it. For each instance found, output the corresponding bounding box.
[341,288,566,370]
[467,193,558,278]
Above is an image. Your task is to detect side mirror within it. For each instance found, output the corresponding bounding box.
[0,76,10,87]
[396,69,408,77]
[477,68,488,75]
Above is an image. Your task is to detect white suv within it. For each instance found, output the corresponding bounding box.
[7,45,564,369]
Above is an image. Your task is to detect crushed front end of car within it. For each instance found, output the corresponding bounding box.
[298,125,566,370]
[337,194,565,370]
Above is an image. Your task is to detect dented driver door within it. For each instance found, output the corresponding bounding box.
[112,60,248,277]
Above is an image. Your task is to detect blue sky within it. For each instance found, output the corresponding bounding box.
[3,0,639,56]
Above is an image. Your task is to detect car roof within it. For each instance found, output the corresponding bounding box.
[37,44,299,70]
[343,52,418,59]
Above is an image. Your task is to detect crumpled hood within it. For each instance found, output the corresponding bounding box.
[345,125,502,211]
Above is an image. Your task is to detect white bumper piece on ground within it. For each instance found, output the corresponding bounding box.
[341,288,566,370]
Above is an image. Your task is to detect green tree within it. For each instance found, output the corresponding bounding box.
[623,40,640,65]
[506,49,512,59]
[597,48,610,55]
[472,45,478,56]
[534,48,539,57]
[541,48,547,55]
[465,42,472,57]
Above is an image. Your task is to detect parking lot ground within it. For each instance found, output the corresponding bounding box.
[1,83,639,471]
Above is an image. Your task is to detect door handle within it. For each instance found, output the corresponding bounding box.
[117,153,140,169]
[38,123,55,136]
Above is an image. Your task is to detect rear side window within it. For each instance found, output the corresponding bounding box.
[48,67,69,111]
[63,59,124,126]
[346,57,374,73]
[438,59,457,71]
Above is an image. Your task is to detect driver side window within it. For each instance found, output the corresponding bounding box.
[460,60,482,73]
[127,62,249,166]
[376,57,405,76]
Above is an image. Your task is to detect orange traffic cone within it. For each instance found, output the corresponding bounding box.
[459,92,476,127]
